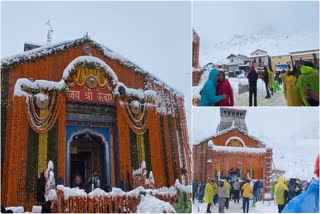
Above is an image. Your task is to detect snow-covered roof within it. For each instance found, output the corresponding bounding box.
[195,126,266,147]
[1,35,183,97]
[249,54,269,58]
[250,49,267,55]
[210,144,267,154]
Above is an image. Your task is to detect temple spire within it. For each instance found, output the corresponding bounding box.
[45,19,53,44]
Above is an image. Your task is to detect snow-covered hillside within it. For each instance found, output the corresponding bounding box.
[200,30,319,65]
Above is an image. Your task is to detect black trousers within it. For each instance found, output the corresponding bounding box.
[265,82,271,97]
[278,204,285,213]
[206,203,212,213]
[249,87,257,106]
[225,197,229,209]
[234,190,240,203]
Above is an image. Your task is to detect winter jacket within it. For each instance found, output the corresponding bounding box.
[233,181,240,191]
[175,190,192,213]
[199,69,224,106]
[263,69,269,83]
[283,75,303,106]
[275,176,289,205]
[241,183,252,198]
[218,185,226,198]
[268,70,275,88]
[198,182,206,201]
[192,181,198,194]
[283,179,319,213]
[247,70,259,88]
[224,180,231,198]
[297,65,319,106]
[215,79,234,106]
[204,182,217,204]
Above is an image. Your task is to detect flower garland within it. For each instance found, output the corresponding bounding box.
[38,107,48,177]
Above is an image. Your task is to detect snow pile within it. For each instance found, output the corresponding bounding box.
[88,187,108,198]
[56,185,87,199]
[31,206,42,213]
[133,161,147,176]
[46,189,57,202]
[114,82,158,100]
[174,179,192,193]
[14,78,66,97]
[200,31,319,65]
[4,206,24,213]
[211,144,267,154]
[45,161,56,201]
[62,55,118,84]
[136,194,176,213]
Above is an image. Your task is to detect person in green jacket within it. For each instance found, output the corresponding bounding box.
[275,176,289,213]
[223,179,231,209]
[175,190,192,213]
[199,68,226,106]
[297,61,319,106]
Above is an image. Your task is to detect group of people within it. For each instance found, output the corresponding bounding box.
[193,178,264,213]
[199,60,319,107]
[199,69,234,106]
[71,170,112,193]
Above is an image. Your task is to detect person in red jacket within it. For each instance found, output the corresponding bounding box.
[216,71,234,106]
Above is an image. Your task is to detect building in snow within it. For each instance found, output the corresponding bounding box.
[1,35,191,209]
[270,54,292,72]
[193,108,273,196]
[226,54,248,72]
[192,29,202,86]
[290,49,319,70]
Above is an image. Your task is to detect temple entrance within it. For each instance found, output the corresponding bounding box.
[66,126,112,190]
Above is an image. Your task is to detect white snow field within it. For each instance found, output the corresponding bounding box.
[192,199,278,213]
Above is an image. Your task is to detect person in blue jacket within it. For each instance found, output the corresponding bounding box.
[199,68,226,106]
[283,155,319,213]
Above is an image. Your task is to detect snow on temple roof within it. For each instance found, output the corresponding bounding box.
[1,35,183,97]
[210,145,266,153]
[195,126,266,147]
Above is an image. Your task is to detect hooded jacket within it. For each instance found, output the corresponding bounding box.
[283,75,303,106]
[241,182,252,198]
[204,182,217,204]
[297,65,319,106]
[223,180,231,198]
[216,74,234,106]
[283,179,319,213]
[268,70,275,88]
[275,176,289,205]
[199,69,224,106]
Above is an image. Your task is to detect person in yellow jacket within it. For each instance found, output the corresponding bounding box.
[274,176,289,213]
[268,68,275,95]
[224,179,231,209]
[204,179,217,213]
[283,70,303,106]
[241,180,252,213]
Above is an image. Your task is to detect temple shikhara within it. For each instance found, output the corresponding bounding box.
[193,108,273,197]
[1,35,191,210]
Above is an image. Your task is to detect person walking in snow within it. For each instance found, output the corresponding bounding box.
[268,68,275,95]
[283,154,319,213]
[199,68,226,106]
[198,181,206,202]
[247,64,259,106]
[233,179,240,204]
[204,179,217,213]
[283,69,303,106]
[224,179,231,209]
[218,181,226,213]
[192,179,199,203]
[263,66,271,99]
[275,176,289,213]
[241,180,252,213]
[215,71,234,106]
[287,178,300,203]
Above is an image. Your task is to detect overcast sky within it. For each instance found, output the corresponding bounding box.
[193,1,319,45]
[1,1,192,131]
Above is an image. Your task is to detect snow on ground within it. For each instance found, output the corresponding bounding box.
[137,194,176,213]
[192,199,278,213]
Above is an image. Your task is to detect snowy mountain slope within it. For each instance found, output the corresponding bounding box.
[250,130,319,181]
[200,30,319,65]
